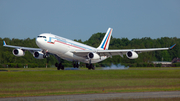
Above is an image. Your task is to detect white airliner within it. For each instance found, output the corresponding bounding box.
[3,28,176,70]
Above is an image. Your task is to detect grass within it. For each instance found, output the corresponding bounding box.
[0,67,180,98]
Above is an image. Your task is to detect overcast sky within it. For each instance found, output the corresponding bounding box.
[0,0,180,41]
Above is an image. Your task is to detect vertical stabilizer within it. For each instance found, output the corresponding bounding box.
[97,28,113,50]
[3,41,6,46]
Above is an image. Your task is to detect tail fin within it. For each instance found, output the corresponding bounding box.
[97,28,113,50]
[3,41,6,46]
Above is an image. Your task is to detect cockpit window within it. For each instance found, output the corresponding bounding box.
[37,36,46,38]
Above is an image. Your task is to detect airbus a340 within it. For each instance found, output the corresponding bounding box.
[3,28,176,70]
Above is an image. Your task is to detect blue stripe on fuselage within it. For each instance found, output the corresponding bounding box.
[48,37,93,50]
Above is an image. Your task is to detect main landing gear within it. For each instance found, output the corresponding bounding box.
[86,60,95,70]
[56,61,79,70]
[73,62,79,68]
[55,55,64,70]
[55,63,64,70]
[86,64,95,70]
[55,55,95,70]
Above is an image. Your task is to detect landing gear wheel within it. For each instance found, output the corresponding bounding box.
[55,55,64,70]
[58,63,62,70]
[73,62,79,68]
[86,64,89,68]
[88,66,91,70]
[90,64,95,70]
[86,64,95,70]
[92,65,95,70]
[55,63,64,70]
[61,65,64,70]
[55,63,58,67]
[57,66,60,70]
[75,64,79,68]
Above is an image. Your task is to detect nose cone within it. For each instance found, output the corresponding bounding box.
[36,38,44,48]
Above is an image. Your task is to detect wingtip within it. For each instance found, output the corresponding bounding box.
[169,44,176,49]
[3,41,6,46]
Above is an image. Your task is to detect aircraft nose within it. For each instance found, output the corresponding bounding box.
[36,35,48,48]
[36,37,43,47]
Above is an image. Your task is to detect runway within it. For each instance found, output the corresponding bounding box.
[0,91,180,101]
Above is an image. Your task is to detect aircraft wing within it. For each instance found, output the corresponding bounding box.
[3,41,42,52]
[72,44,176,58]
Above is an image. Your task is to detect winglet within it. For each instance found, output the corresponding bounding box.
[3,41,6,46]
[169,44,176,49]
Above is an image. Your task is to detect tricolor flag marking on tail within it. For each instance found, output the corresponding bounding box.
[3,41,6,46]
[100,28,113,50]
[103,29,112,50]
[169,44,176,49]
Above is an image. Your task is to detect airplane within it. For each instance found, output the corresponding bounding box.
[3,28,176,70]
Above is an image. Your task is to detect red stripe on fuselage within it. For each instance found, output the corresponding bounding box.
[104,29,112,50]
[47,40,85,50]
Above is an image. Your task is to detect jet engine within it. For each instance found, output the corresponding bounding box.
[87,52,100,60]
[33,51,45,59]
[12,49,25,56]
[126,51,138,59]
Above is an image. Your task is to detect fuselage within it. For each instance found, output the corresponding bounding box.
[36,33,107,63]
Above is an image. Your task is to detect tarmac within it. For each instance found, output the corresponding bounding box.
[0,91,180,101]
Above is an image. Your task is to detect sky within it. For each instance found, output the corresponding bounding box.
[0,0,180,41]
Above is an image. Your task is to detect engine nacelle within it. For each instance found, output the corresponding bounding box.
[87,52,100,60]
[126,51,138,59]
[33,51,44,59]
[12,49,25,56]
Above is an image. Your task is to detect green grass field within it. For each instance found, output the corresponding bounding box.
[0,67,180,98]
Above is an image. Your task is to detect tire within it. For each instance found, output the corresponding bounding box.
[55,63,58,67]
[57,66,60,70]
[57,63,62,70]
[61,65,64,70]
[89,64,93,70]
[77,64,79,68]
[86,64,89,68]
[92,65,95,70]
[88,67,91,70]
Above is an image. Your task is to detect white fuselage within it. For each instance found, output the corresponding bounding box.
[36,33,107,63]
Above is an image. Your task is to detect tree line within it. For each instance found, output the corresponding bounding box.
[0,32,180,68]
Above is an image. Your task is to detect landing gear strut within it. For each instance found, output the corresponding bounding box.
[55,63,64,70]
[86,60,95,70]
[86,64,95,70]
[55,55,64,70]
[73,62,79,68]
